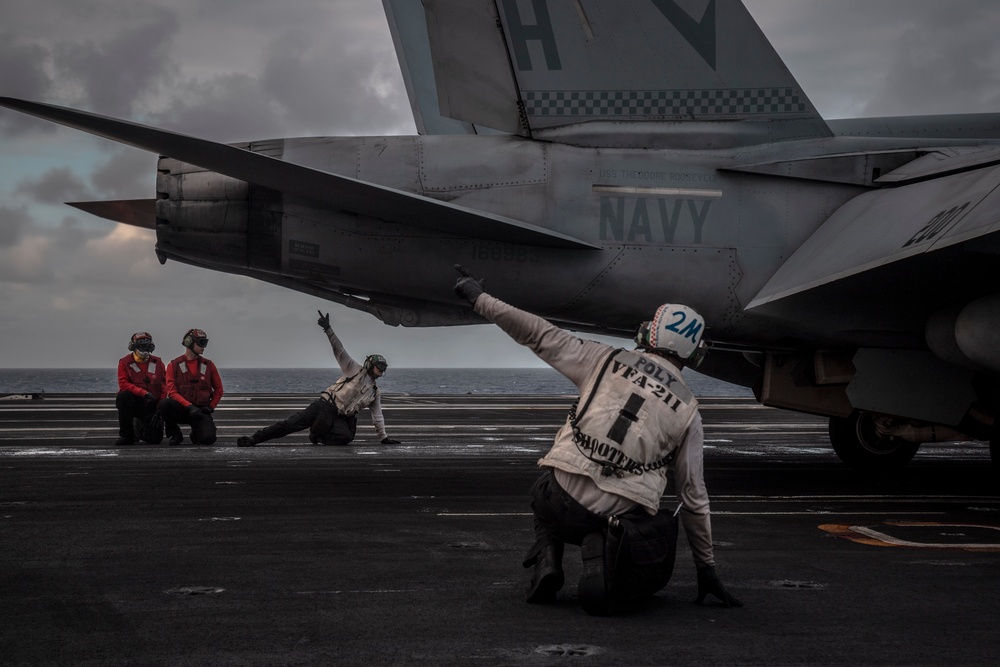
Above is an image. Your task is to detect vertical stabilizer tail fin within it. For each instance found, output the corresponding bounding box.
[383,0,506,136]
[386,0,831,140]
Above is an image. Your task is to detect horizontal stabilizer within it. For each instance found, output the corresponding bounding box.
[0,97,596,250]
[876,146,1000,184]
[68,199,156,229]
[749,163,1000,311]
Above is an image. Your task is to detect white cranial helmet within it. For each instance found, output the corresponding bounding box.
[634,303,708,365]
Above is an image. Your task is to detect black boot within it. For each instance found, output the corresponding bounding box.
[578,531,611,615]
[525,543,564,603]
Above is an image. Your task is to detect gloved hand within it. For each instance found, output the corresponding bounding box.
[453,264,485,304]
[695,565,743,608]
[187,404,202,419]
[144,393,158,410]
[317,310,331,331]
[381,437,401,444]
[201,406,214,415]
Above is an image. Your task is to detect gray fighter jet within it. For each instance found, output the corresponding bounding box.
[2,0,999,471]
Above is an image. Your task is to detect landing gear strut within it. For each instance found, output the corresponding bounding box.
[828,410,920,471]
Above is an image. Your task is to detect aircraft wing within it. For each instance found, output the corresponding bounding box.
[0,97,595,250]
[747,159,1000,337]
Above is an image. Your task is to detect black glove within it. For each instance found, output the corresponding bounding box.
[317,310,331,331]
[695,565,743,608]
[381,437,401,444]
[144,393,158,410]
[187,405,202,419]
[453,264,485,304]
[201,406,214,414]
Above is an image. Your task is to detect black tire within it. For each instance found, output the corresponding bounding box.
[828,410,920,471]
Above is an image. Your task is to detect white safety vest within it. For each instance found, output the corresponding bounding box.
[322,371,378,416]
[540,349,699,512]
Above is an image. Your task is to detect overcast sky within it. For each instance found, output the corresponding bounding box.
[2,0,1000,369]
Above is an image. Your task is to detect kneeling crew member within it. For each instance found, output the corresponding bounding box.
[237,310,401,447]
[115,331,165,446]
[159,329,223,446]
[453,266,741,614]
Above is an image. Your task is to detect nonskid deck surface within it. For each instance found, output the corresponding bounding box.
[1,394,997,666]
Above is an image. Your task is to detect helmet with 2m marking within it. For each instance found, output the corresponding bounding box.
[634,303,708,367]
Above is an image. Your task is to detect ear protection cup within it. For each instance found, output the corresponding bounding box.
[364,354,388,373]
[182,329,206,350]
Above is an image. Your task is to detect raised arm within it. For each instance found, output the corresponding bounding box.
[317,310,362,376]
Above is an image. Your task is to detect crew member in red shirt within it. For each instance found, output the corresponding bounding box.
[158,328,224,446]
[115,331,166,446]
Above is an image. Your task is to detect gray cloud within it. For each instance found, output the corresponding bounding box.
[89,149,159,199]
[2,0,1000,369]
[0,35,55,136]
[148,73,285,142]
[864,2,1000,116]
[0,206,31,247]
[745,0,1000,118]
[261,28,412,136]
[53,215,111,251]
[15,168,92,205]
[52,6,179,117]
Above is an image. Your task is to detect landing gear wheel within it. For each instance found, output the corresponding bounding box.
[828,410,920,471]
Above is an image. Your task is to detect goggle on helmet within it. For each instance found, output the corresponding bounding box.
[183,328,209,350]
[364,354,388,374]
[128,332,155,357]
[634,303,708,368]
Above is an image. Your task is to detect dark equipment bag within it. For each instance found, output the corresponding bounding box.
[605,508,679,599]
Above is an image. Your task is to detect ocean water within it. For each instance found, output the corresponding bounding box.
[0,367,751,397]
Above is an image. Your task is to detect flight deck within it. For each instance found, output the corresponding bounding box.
[1,394,998,665]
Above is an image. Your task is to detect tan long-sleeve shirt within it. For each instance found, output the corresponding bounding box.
[474,293,715,566]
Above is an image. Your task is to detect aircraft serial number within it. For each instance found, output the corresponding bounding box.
[471,244,539,263]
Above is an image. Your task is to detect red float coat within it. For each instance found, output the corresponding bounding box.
[165,354,223,409]
[117,353,166,399]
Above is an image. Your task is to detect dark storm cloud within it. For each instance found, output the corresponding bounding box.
[53,215,112,251]
[52,6,179,117]
[261,28,412,136]
[746,0,1000,118]
[15,167,92,205]
[0,222,57,284]
[147,73,285,142]
[4,0,1000,369]
[89,149,158,199]
[863,1,1000,116]
[0,206,31,247]
[0,34,55,136]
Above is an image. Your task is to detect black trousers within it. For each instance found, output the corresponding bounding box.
[526,470,675,600]
[158,397,217,445]
[115,391,163,443]
[524,470,612,568]
[252,399,357,445]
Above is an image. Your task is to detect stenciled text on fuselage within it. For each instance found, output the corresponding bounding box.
[599,196,714,244]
